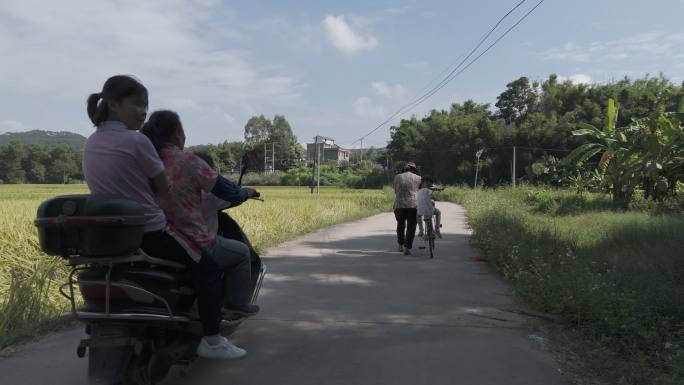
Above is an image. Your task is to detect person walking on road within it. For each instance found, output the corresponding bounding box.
[393,161,421,255]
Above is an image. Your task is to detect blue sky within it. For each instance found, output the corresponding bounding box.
[0,0,682,148]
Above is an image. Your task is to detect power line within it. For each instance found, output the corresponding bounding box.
[348,0,528,145]
[355,0,528,141]
[349,0,545,146]
[409,0,546,114]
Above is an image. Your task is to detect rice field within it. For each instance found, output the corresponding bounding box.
[0,184,393,347]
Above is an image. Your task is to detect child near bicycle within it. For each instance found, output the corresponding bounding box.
[417,175,442,239]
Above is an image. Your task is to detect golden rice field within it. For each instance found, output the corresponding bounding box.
[0,184,393,347]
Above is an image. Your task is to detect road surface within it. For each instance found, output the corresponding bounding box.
[0,202,569,384]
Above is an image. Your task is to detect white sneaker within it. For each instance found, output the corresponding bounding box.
[197,336,247,360]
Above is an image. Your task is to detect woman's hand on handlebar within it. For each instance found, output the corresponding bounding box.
[244,188,260,199]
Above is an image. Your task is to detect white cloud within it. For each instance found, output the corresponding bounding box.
[605,53,629,61]
[384,6,413,15]
[0,119,33,133]
[0,0,302,115]
[371,82,406,98]
[247,16,322,53]
[165,98,200,111]
[353,97,385,119]
[543,48,592,62]
[665,33,684,42]
[542,32,684,63]
[557,74,594,85]
[322,15,379,54]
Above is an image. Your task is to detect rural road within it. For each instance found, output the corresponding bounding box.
[0,202,569,384]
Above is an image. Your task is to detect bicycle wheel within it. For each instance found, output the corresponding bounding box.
[419,217,428,250]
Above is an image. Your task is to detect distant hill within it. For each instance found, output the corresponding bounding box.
[0,130,87,150]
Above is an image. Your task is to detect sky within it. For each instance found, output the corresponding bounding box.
[0,0,683,149]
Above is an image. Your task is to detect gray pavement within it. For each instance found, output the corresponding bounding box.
[0,202,569,384]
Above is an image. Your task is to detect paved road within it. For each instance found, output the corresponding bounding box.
[0,202,569,385]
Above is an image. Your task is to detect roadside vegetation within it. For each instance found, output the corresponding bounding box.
[435,186,684,385]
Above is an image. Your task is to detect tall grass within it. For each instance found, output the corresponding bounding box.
[0,185,393,347]
[435,186,684,385]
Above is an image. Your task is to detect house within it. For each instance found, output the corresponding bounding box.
[306,137,350,164]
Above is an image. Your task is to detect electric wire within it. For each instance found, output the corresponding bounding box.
[349,0,545,146]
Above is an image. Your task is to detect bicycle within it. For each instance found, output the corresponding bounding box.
[418,214,438,258]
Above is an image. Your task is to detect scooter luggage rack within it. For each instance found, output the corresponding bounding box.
[68,249,186,270]
[62,251,265,320]
[59,251,190,322]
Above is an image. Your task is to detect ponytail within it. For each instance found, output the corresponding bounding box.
[87,93,107,125]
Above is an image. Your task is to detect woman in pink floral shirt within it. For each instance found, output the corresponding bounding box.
[142,111,259,316]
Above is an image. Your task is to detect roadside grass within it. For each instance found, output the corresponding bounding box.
[435,186,684,385]
[0,185,393,348]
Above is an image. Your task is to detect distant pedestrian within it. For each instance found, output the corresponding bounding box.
[393,161,421,255]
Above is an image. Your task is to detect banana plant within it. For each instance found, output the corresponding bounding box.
[633,98,684,199]
[565,99,640,208]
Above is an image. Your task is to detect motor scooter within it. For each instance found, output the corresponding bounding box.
[34,155,265,385]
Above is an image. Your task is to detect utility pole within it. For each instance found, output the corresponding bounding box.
[512,146,517,188]
[316,139,321,194]
[272,142,275,173]
[386,151,390,185]
[310,136,318,194]
[360,138,363,162]
[474,149,484,189]
[263,142,267,173]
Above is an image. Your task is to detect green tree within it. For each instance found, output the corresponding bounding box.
[629,99,684,199]
[244,115,272,147]
[0,141,27,183]
[495,76,538,124]
[386,73,684,187]
[388,100,500,184]
[22,144,50,183]
[566,99,639,208]
[188,141,244,173]
[270,115,304,171]
[242,114,303,171]
[46,144,78,183]
[216,141,243,172]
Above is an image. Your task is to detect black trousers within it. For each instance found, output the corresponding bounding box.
[394,208,418,249]
[141,230,223,336]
